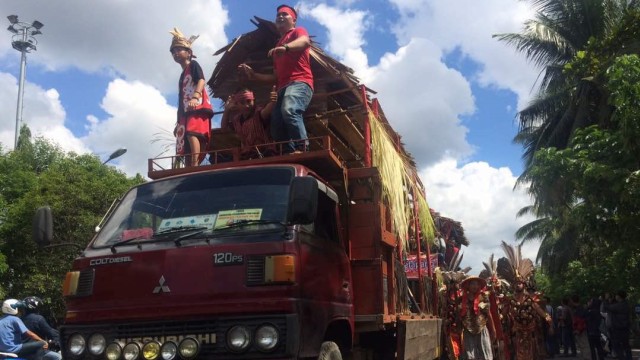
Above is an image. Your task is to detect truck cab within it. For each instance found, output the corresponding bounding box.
[56,161,353,360]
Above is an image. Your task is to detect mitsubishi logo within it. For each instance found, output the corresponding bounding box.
[153,276,171,294]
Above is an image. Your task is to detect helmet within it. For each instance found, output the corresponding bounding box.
[23,296,43,313]
[2,299,24,315]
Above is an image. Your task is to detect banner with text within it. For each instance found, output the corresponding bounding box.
[405,254,438,279]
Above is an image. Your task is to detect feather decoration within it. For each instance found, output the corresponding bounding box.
[498,241,535,284]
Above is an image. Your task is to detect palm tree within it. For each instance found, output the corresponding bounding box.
[495,0,632,171]
[497,0,639,269]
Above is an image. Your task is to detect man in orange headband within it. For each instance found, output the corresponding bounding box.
[221,87,277,159]
[237,4,313,154]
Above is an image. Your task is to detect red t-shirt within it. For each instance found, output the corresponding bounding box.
[274,27,314,91]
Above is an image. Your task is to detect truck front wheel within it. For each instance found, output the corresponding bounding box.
[318,341,342,360]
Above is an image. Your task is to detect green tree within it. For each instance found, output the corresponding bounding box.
[518,55,640,301]
[0,131,143,322]
[503,3,640,279]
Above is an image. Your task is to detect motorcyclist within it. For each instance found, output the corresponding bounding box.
[20,297,61,360]
[0,299,48,360]
[21,297,60,350]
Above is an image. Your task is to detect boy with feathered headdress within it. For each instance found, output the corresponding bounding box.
[170,27,213,166]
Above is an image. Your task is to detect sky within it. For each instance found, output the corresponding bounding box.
[0,0,543,272]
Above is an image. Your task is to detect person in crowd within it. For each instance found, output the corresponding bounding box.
[0,299,54,360]
[542,296,559,357]
[458,277,496,360]
[220,87,277,159]
[603,291,632,360]
[599,293,614,357]
[21,297,59,350]
[585,297,606,360]
[237,4,313,154]
[559,297,577,357]
[170,27,214,166]
[570,295,589,359]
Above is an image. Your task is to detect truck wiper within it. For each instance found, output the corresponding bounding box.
[155,226,209,236]
[173,229,208,247]
[110,226,210,252]
[214,219,287,232]
[110,236,155,254]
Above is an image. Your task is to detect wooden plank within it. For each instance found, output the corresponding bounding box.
[327,112,365,155]
[306,119,357,162]
[397,318,442,360]
[209,129,240,150]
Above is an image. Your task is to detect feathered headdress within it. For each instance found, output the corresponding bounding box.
[496,241,535,286]
[169,27,200,57]
[479,253,510,289]
[441,251,471,285]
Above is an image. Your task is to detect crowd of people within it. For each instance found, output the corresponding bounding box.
[439,242,634,360]
[170,4,313,165]
[0,297,60,360]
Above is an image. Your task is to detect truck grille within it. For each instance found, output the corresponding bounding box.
[76,268,95,296]
[245,256,265,285]
[61,316,291,359]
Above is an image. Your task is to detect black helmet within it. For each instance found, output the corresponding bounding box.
[22,296,43,313]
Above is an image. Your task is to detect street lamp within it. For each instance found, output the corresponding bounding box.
[6,15,44,149]
[102,148,127,165]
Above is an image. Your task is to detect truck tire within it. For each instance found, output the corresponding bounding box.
[318,341,342,360]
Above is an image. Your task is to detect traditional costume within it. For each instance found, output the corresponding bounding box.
[497,241,552,360]
[170,28,213,164]
[458,276,495,360]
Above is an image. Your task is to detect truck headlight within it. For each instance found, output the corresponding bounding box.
[177,338,199,359]
[123,342,141,360]
[226,326,251,352]
[88,333,106,355]
[255,325,279,351]
[105,342,123,360]
[160,341,177,360]
[142,341,161,360]
[68,333,86,356]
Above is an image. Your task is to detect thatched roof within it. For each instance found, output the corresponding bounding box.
[430,210,469,247]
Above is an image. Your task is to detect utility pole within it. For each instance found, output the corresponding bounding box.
[7,15,44,149]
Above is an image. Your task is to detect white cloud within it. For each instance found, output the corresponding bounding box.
[370,39,475,166]
[388,0,539,108]
[420,159,537,272]
[0,0,229,93]
[82,79,176,176]
[300,3,373,80]
[0,72,87,153]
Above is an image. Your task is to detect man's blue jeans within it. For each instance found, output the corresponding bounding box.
[271,81,313,153]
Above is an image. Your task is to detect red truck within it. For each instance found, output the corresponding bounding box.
[33,17,442,360]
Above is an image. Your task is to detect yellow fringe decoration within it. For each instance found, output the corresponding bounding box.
[368,111,436,252]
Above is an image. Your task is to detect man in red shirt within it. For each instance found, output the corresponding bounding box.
[238,4,313,154]
[221,87,277,159]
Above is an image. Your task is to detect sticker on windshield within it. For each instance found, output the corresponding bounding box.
[158,214,217,232]
[214,209,262,229]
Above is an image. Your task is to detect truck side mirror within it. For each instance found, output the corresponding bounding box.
[33,206,53,248]
[288,177,318,225]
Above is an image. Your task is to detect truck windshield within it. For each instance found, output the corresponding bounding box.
[92,167,293,248]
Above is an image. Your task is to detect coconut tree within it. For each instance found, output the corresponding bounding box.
[495,0,633,173]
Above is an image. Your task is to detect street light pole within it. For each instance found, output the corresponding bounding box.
[102,148,127,165]
[7,15,44,149]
